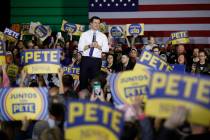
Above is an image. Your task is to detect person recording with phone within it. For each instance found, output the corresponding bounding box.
[90,81,106,102]
[78,16,109,90]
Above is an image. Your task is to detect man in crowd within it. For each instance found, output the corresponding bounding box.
[78,16,109,90]
[192,50,210,75]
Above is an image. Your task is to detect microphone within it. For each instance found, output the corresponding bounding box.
[89,31,96,57]
[92,31,96,42]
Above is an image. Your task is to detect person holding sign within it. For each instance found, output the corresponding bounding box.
[78,16,109,90]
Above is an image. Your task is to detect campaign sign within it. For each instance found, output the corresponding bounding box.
[0,87,48,121]
[65,100,124,140]
[63,66,80,80]
[0,32,5,40]
[34,25,48,38]
[126,23,144,36]
[109,68,150,105]
[100,22,108,33]
[4,28,20,42]
[109,25,125,38]
[135,50,173,72]
[170,31,190,45]
[0,40,6,65]
[171,64,186,73]
[145,71,210,126]
[4,28,20,39]
[21,49,61,74]
[29,22,51,41]
[101,67,107,73]
[21,24,31,35]
[61,20,85,36]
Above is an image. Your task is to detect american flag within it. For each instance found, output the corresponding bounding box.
[89,0,210,47]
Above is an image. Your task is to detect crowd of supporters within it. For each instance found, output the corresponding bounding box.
[0,29,210,140]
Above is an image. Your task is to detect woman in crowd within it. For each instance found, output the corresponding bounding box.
[105,53,116,73]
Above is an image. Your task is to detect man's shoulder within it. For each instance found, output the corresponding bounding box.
[98,31,107,38]
[81,30,91,36]
[81,30,107,38]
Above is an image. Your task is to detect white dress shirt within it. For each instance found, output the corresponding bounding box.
[78,30,109,58]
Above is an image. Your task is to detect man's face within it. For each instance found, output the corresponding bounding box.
[6,54,13,64]
[49,87,59,97]
[101,53,107,59]
[18,41,24,49]
[76,52,82,61]
[27,42,34,49]
[177,45,185,54]
[65,42,70,48]
[121,55,129,64]
[107,55,113,64]
[115,46,122,52]
[199,52,206,62]
[34,45,39,50]
[193,48,199,57]
[130,50,138,58]
[56,44,61,49]
[153,48,160,56]
[90,19,100,31]
[178,54,185,64]
[149,37,156,45]
[73,41,78,46]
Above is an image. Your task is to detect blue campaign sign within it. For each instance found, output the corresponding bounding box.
[171,64,186,73]
[4,28,20,39]
[109,67,210,126]
[135,50,173,72]
[65,100,124,140]
[21,49,61,74]
[63,66,80,80]
[146,71,210,126]
[63,66,80,75]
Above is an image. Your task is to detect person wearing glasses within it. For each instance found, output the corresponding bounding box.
[192,50,210,75]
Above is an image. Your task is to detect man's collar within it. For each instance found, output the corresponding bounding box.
[90,29,99,33]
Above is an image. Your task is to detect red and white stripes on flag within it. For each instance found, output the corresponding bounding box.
[89,0,210,46]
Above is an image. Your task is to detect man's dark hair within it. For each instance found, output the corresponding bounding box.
[89,16,101,23]
[120,122,139,140]
[199,50,208,57]
[49,103,65,120]
[62,75,74,88]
